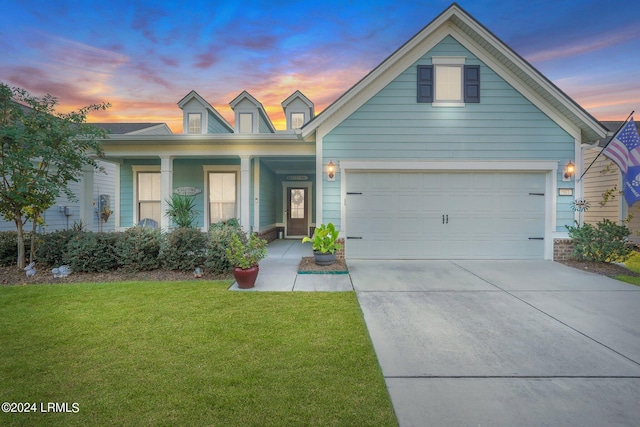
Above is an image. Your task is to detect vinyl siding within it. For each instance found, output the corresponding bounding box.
[322,35,574,231]
[173,159,209,228]
[92,161,117,232]
[258,115,272,133]
[582,148,640,245]
[120,159,159,228]
[122,158,244,229]
[259,161,277,229]
[208,111,232,133]
[0,160,117,233]
[583,148,619,225]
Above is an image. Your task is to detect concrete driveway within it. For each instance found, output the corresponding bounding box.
[350,260,640,426]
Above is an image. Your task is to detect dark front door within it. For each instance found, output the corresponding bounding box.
[287,187,308,236]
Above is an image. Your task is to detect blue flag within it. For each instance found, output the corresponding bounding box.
[623,165,640,206]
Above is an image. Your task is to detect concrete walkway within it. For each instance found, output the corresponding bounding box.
[229,239,353,291]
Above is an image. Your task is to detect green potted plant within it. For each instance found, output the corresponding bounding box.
[226,233,267,289]
[302,222,342,266]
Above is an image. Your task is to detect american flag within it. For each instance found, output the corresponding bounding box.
[602,118,640,174]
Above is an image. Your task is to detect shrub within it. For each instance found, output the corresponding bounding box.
[159,227,208,271]
[66,232,120,272]
[0,231,34,267]
[0,231,19,267]
[116,227,162,272]
[37,230,77,267]
[566,219,632,262]
[204,219,244,275]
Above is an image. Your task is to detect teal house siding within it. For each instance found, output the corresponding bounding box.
[173,159,208,228]
[120,159,159,227]
[207,110,232,133]
[259,161,276,228]
[322,35,574,231]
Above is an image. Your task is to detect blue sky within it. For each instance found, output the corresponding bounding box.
[1,0,638,132]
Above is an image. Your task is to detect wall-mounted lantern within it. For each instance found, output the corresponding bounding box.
[327,160,336,181]
[563,161,575,181]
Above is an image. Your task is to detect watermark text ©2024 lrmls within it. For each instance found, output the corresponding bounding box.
[2,401,79,413]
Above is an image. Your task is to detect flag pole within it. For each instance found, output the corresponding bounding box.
[578,110,635,182]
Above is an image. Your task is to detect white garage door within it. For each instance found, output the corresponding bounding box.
[345,171,546,259]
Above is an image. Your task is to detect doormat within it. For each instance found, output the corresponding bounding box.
[298,257,349,274]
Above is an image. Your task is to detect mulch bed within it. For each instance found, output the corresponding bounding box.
[4,258,637,286]
[557,259,640,278]
[298,257,349,274]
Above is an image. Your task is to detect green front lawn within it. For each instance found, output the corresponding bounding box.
[0,281,396,426]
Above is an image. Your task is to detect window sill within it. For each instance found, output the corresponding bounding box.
[433,102,466,108]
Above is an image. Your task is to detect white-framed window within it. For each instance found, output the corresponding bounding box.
[432,57,465,106]
[417,56,480,106]
[133,166,161,227]
[239,113,253,133]
[188,113,202,134]
[204,166,240,225]
[290,112,305,130]
[434,65,463,103]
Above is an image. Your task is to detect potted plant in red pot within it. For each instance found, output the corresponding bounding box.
[226,233,267,289]
[302,222,342,266]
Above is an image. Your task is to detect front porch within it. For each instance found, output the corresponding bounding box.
[101,133,316,234]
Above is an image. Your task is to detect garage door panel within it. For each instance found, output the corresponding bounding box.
[346,171,546,259]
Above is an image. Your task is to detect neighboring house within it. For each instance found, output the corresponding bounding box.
[582,121,640,245]
[0,122,171,233]
[101,3,608,260]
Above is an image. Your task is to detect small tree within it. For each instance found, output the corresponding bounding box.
[0,83,109,267]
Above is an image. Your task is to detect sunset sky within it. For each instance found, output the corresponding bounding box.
[1,0,638,133]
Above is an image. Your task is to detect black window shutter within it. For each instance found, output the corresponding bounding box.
[464,65,480,103]
[417,65,433,103]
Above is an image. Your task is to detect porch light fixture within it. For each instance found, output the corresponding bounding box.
[327,160,336,181]
[563,161,575,181]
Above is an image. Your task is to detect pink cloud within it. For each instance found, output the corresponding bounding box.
[527,24,640,62]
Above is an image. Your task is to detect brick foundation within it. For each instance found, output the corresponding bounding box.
[255,228,278,243]
[335,238,345,259]
[553,238,574,261]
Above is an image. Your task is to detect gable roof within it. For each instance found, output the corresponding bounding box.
[281,90,314,114]
[178,90,233,132]
[229,90,277,133]
[302,2,607,143]
[91,123,172,135]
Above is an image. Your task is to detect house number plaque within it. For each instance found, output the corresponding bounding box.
[558,188,573,196]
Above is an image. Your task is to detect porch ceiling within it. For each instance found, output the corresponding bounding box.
[261,157,316,174]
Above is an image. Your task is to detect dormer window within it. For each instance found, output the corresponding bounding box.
[239,113,253,133]
[188,113,202,134]
[291,113,305,130]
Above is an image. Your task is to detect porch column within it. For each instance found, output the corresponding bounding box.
[160,156,174,230]
[240,155,251,232]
